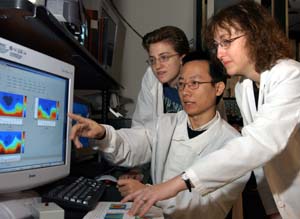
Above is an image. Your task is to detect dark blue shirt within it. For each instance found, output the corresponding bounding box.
[163,83,183,113]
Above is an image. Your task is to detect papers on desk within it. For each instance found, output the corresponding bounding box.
[84,202,164,219]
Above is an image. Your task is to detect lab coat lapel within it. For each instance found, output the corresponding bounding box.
[151,80,164,117]
[152,113,177,184]
[236,78,257,124]
[258,69,273,109]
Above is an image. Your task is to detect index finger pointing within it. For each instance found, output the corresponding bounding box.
[68,112,87,123]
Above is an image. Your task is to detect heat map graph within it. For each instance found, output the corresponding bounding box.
[0,131,24,154]
[37,98,59,120]
[0,91,26,118]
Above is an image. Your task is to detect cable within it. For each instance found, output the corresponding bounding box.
[109,0,143,39]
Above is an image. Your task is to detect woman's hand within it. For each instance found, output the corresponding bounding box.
[117,179,147,197]
[68,113,106,148]
[121,175,186,217]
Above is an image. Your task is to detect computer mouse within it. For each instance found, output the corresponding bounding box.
[95,175,118,184]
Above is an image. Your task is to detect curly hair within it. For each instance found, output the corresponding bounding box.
[142,26,190,56]
[204,0,292,73]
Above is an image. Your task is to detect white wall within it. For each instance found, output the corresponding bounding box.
[83,0,196,118]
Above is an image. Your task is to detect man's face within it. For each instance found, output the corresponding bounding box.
[178,60,224,118]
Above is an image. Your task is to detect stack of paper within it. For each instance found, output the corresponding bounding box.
[84,202,164,219]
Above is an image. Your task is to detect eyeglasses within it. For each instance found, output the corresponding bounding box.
[146,53,179,66]
[210,35,245,53]
[176,80,214,90]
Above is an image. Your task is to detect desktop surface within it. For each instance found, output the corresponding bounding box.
[35,157,124,219]
[1,156,148,219]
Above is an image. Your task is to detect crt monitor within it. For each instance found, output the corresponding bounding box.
[0,37,74,193]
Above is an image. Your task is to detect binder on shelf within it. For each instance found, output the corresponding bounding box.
[98,16,105,65]
[85,9,99,59]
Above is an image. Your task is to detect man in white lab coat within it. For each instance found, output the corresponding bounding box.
[69,51,249,219]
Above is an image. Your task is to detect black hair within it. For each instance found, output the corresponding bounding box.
[182,50,227,104]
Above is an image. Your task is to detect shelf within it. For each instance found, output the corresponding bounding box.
[0,0,122,91]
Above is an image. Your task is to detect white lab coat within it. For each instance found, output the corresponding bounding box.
[98,111,249,219]
[132,66,276,215]
[132,67,227,129]
[187,59,300,218]
[131,67,164,129]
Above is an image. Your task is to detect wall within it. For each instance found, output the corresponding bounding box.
[83,0,196,118]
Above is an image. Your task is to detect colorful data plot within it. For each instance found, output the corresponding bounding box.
[84,202,163,219]
[104,213,124,219]
[37,98,59,120]
[0,91,26,118]
[109,204,127,210]
[0,131,25,155]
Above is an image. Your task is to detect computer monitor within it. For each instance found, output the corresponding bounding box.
[0,37,74,193]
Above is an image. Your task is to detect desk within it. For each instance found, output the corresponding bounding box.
[36,158,125,219]
[0,187,128,219]
[63,185,123,219]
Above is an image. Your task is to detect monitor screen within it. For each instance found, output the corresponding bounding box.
[0,37,74,193]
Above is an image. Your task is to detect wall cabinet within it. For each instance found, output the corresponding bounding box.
[0,0,122,122]
[0,0,122,91]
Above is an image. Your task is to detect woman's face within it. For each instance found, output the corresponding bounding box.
[214,27,256,77]
[148,41,184,86]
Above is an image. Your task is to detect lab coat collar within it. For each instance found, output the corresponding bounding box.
[236,77,257,124]
[236,65,272,124]
[150,71,164,116]
[172,112,222,154]
[186,113,218,131]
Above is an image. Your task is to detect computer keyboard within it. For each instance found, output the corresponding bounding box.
[42,176,106,211]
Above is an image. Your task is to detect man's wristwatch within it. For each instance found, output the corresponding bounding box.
[181,172,192,192]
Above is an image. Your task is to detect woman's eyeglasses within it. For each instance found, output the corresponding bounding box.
[146,53,179,66]
[210,35,245,53]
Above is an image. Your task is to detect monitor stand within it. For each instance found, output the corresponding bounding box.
[0,191,40,219]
